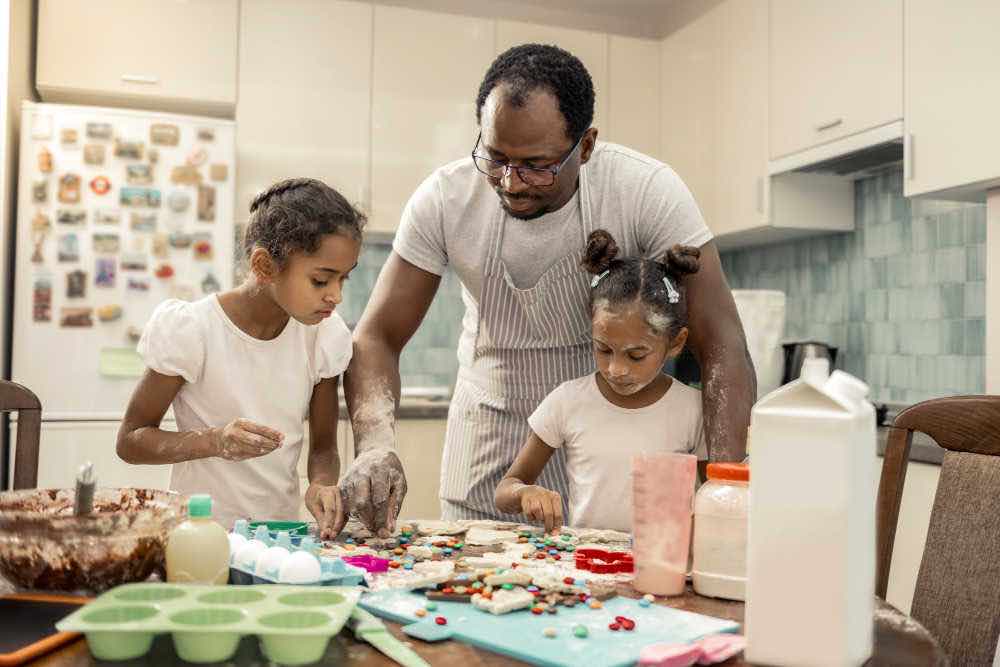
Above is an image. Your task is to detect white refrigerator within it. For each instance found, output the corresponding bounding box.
[8,101,237,490]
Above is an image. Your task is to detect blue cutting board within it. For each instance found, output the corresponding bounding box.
[359,590,740,667]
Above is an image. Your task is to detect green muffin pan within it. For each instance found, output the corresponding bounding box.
[56,582,360,665]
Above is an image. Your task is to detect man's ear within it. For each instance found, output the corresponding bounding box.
[249,247,278,283]
[579,127,599,165]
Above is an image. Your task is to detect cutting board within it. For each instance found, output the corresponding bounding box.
[359,590,739,667]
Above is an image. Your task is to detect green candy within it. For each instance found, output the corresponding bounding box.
[425,602,437,611]
[573,625,589,638]
[560,534,571,541]
[501,583,514,590]
[566,545,576,552]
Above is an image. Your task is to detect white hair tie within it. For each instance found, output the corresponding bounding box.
[591,270,609,288]
[663,276,680,303]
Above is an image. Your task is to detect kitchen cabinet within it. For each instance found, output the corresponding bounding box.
[236,0,372,223]
[495,21,609,136]
[904,0,1000,200]
[608,36,661,163]
[768,0,902,160]
[370,6,494,234]
[395,419,448,521]
[37,0,238,117]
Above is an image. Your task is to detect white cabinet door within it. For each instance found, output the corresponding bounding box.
[769,0,902,159]
[236,0,372,223]
[370,6,494,234]
[904,0,1000,199]
[37,0,237,116]
[495,22,609,135]
[607,36,661,159]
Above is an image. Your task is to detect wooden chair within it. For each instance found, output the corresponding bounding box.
[0,380,42,489]
[876,395,1000,666]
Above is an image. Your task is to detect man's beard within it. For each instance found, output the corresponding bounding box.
[495,189,549,221]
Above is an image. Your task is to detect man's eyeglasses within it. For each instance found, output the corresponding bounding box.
[471,132,584,187]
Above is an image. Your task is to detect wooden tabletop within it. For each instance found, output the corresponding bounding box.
[30,587,945,666]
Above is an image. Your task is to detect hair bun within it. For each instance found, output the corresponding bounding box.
[663,244,700,278]
[582,229,619,275]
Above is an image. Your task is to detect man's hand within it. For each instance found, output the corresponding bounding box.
[334,448,407,538]
[304,483,344,540]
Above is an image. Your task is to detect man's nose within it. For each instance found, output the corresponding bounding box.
[500,165,531,194]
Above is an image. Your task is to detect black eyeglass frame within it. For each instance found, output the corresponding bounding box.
[471,131,585,187]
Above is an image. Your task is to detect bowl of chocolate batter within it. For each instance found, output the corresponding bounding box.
[0,487,185,592]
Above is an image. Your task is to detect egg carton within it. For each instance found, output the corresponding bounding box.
[229,558,365,587]
[229,524,365,587]
[56,582,361,665]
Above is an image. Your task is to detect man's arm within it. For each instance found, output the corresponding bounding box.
[684,241,755,462]
[339,251,441,536]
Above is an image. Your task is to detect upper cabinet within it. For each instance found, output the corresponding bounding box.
[236,0,372,223]
[904,0,1000,200]
[607,36,661,159]
[370,6,495,234]
[768,0,902,160]
[37,0,238,117]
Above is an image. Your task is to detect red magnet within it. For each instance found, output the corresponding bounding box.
[574,548,634,574]
[90,175,111,195]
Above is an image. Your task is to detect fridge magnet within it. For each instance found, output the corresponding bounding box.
[60,307,93,328]
[58,233,80,262]
[170,165,202,186]
[96,304,123,322]
[197,184,216,221]
[32,179,48,203]
[148,147,160,164]
[168,231,192,248]
[66,269,87,298]
[94,208,121,225]
[31,211,52,264]
[126,164,153,185]
[170,283,196,302]
[129,235,148,253]
[120,187,161,208]
[126,276,150,292]
[32,275,52,322]
[86,122,113,140]
[192,233,213,260]
[31,114,52,140]
[196,127,215,142]
[113,139,144,160]
[201,272,221,294]
[58,173,81,204]
[38,147,54,173]
[60,128,79,147]
[95,257,117,288]
[167,189,191,212]
[121,253,148,271]
[154,262,175,279]
[152,233,169,258]
[209,163,228,182]
[186,147,208,167]
[125,325,143,344]
[150,123,180,146]
[93,233,120,254]
[83,143,106,166]
[89,175,111,196]
[56,208,86,225]
[130,212,157,232]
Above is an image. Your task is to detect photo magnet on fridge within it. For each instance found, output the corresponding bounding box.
[38,147,53,173]
[57,233,80,262]
[95,257,117,288]
[60,307,93,328]
[120,187,161,208]
[94,208,121,225]
[96,304,123,322]
[167,189,191,212]
[60,128,79,147]
[196,127,215,142]
[170,165,202,186]
[150,123,180,146]
[86,122,113,140]
[126,276,150,292]
[126,164,154,185]
[83,143,106,166]
[31,211,52,264]
[56,208,86,225]
[58,173,81,204]
[191,233,213,261]
[151,233,168,258]
[201,272,221,294]
[32,275,53,322]
[130,212,157,233]
[66,269,87,299]
[168,231,192,248]
[186,147,208,167]
[32,180,48,203]
[121,253,148,271]
[93,233,120,254]
[113,139,144,160]
[148,147,159,164]
[197,184,216,221]
[209,163,228,182]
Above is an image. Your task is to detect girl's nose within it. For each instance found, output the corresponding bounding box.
[325,286,342,306]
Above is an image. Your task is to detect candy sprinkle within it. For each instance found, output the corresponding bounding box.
[638,597,652,607]
[435,616,447,626]
[425,602,438,611]
[573,625,589,638]
[589,600,603,610]
[543,627,557,638]
[608,622,621,631]
[414,609,427,618]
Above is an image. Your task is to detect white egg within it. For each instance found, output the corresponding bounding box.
[278,551,322,584]
[254,546,291,578]
[234,539,268,571]
[228,533,248,562]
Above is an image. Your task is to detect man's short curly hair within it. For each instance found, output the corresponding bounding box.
[475,43,595,142]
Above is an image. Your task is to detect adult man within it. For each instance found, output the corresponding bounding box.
[337,44,754,536]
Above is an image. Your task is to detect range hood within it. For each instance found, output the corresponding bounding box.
[769,120,904,180]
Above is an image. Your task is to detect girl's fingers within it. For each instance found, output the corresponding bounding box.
[550,494,564,532]
[238,420,284,443]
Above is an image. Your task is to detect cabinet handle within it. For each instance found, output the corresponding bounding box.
[905,133,914,181]
[756,176,765,215]
[120,74,159,85]
[814,117,843,132]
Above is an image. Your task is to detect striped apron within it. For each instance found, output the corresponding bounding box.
[440,169,597,521]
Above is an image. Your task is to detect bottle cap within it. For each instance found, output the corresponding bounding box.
[706,463,749,482]
[188,494,212,518]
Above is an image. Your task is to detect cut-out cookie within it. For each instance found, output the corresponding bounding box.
[416,520,466,536]
[465,527,518,545]
[471,588,535,615]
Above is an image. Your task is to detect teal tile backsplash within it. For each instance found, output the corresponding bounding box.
[720,165,986,404]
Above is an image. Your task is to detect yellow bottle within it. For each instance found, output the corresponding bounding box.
[166,494,230,584]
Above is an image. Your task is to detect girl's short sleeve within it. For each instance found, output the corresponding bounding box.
[313,312,353,383]
[137,299,205,383]
[527,384,568,449]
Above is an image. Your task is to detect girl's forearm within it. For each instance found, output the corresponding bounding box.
[495,477,531,514]
[117,426,219,464]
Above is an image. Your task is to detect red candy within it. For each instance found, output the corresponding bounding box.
[435,616,447,625]
[622,619,636,631]
[531,607,544,615]
[442,587,454,594]
[608,623,621,631]
[563,577,575,585]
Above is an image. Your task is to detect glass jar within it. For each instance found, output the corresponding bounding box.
[692,463,749,601]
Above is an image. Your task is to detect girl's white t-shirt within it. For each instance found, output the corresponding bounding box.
[137,295,353,529]
[527,373,707,533]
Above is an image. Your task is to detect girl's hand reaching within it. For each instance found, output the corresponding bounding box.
[305,483,344,540]
[518,485,564,534]
[211,418,283,461]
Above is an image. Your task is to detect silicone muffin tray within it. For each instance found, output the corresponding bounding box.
[55,583,360,665]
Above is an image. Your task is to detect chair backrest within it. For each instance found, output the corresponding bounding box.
[0,380,42,489]
[876,395,1000,666]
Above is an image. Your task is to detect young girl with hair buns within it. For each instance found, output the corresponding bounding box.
[118,178,364,538]
[495,228,707,533]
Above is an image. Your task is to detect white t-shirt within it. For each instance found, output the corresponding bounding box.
[392,141,713,369]
[136,295,353,529]
[527,374,707,533]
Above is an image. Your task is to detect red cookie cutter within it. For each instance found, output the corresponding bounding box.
[574,548,634,574]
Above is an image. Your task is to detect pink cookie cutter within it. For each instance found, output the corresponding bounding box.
[341,555,391,573]
[639,634,746,667]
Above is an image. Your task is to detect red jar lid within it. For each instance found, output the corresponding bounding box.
[706,462,749,482]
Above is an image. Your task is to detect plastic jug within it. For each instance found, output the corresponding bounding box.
[692,463,749,601]
[745,359,876,666]
[166,494,231,584]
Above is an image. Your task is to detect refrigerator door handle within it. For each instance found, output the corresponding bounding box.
[121,74,160,85]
